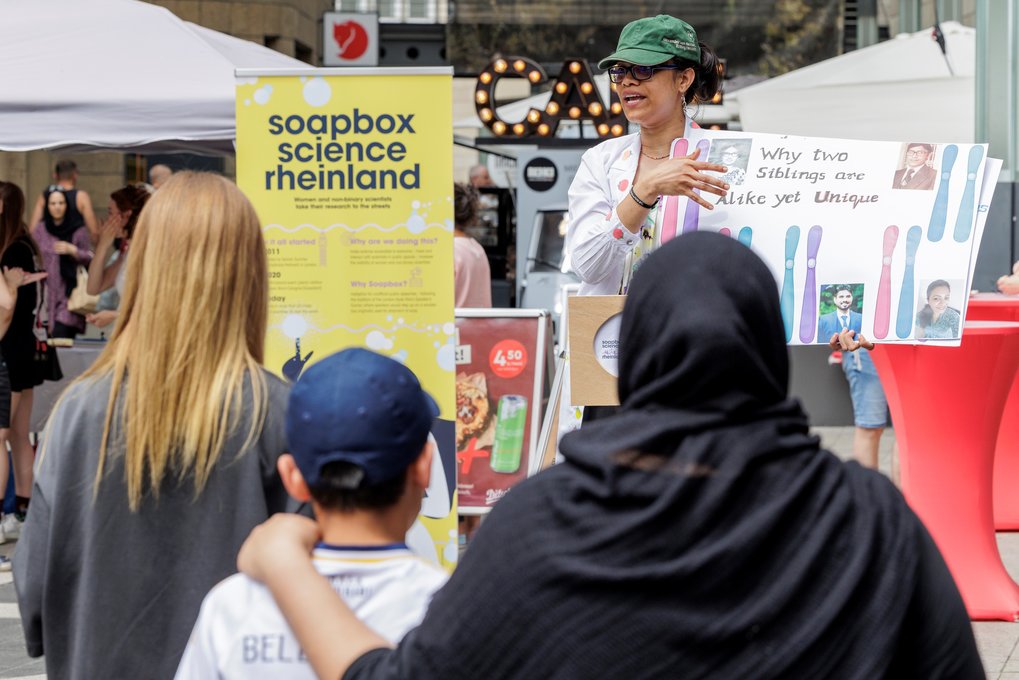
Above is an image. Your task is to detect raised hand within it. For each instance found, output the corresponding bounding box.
[237,513,320,582]
[52,241,78,257]
[86,310,118,328]
[637,147,729,210]
[829,328,875,352]
[997,273,1019,295]
[97,211,126,251]
[3,266,25,289]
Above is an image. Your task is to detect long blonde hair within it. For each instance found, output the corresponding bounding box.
[80,172,269,510]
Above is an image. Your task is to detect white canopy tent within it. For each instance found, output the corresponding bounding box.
[731,22,975,142]
[0,0,304,154]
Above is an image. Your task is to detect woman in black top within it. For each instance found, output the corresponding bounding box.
[0,181,49,544]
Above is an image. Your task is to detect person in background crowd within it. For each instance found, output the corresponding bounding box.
[0,263,36,564]
[997,261,1019,295]
[468,164,495,188]
[14,172,291,679]
[837,346,889,470]
[149,164,173,189]
[0,268,13,559]
[236,232,983,680]
[453,183,492,308]
[32,187,92,339]
[85,183,153,329]
[0,182,49,555]
[818,285,888,470]
[915,279,961,339]
[28,160,98,242]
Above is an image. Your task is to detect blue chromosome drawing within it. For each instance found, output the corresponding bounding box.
[781,225,800,343]
[738,226,753,248]
[953,145,984,243]
[896,226,923,339]
[928,144,957,242]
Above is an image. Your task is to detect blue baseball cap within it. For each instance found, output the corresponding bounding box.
[286,348,440,488]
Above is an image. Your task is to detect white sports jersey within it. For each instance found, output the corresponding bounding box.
[175,542,448,680]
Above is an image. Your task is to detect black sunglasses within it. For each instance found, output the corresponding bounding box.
[607,64,683,83]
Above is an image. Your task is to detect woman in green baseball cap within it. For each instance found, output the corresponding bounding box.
[566,14,730,298]
[562,15,732,427]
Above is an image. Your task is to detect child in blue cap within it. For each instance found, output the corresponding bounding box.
[176,348,447,679]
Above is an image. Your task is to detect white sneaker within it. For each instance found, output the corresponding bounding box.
[0,555,11,572]
[1,514,22,541]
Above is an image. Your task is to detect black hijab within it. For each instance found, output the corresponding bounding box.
[548,232,970,677]
[42,187,79,296]
[345,233,981,680]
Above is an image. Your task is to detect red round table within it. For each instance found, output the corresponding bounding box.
[967,294,1019,530]
[871,320,1019,620]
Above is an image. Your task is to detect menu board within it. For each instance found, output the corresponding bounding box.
[455,310,550,513]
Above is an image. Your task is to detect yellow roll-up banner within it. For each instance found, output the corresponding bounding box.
[236,68,457,570]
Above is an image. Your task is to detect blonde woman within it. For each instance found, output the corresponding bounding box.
[14,173,291,680]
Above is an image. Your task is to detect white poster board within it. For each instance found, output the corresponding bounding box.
[664,130,1000,347]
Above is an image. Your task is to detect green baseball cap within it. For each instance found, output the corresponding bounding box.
[598,15,700,69]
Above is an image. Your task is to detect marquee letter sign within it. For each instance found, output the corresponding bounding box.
[474,56,628,139]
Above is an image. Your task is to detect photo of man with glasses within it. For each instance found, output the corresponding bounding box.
[892,143,937,190]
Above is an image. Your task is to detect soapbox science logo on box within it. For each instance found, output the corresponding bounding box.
[323,13,378,67]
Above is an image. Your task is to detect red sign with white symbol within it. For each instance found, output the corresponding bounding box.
[323,12,378,67]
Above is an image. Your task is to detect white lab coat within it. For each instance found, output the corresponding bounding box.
[565,119,696,296]
[559,121,696,448]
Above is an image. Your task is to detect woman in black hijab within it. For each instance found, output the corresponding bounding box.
[236,232,982,680]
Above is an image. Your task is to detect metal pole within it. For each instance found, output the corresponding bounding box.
[975,0,1018,180]
[973,0,1018,290]
[938,0,963,23]
[857,0,879,48]
[898,0,921,33]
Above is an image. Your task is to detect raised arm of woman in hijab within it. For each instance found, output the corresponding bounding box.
[238,514,391,680]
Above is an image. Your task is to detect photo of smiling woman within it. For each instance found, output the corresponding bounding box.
[915,279,962,339]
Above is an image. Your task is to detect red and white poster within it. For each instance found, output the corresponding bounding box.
[322,12,378,67]
[455,311,550,512]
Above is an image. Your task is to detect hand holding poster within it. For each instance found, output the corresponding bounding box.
[661,129,1000,346]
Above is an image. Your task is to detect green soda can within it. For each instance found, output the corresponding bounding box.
[490,395,528,474]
